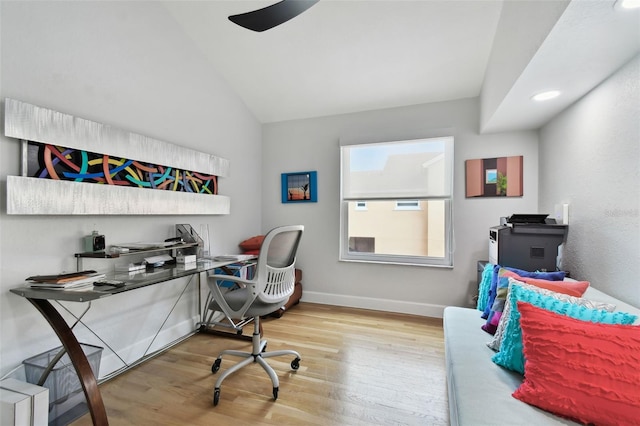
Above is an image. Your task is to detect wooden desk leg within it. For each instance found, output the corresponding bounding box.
[28,298,109,426]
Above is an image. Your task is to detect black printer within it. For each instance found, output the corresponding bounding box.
[489,214,568,272]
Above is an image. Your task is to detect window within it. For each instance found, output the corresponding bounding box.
[395,200,421,210]
[355,201,368,211]
[340,137,454,267]
[349,236,375,253]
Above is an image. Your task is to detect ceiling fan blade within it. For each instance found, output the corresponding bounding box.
[229,0,319,32]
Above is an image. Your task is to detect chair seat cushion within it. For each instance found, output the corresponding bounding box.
[209,288,285,318]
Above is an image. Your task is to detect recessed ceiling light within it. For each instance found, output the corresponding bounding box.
[614,0,640,9]
[531,90,561,102]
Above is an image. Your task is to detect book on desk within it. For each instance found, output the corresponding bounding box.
[25,270,106,290]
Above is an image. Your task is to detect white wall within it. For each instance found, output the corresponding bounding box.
[539,54,640,307]
[262,98,539,316]
[0,2,261,378]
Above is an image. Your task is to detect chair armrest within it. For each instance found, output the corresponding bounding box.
[206,274,257,319]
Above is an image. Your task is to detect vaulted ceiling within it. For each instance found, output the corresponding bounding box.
[164,1,640,132]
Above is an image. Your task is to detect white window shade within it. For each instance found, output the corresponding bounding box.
[341,137,453,200]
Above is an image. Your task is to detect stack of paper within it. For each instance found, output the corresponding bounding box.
[114,262,146,273]
[213,254,256,262]
[26,270,106,290]
[112,241,183,250]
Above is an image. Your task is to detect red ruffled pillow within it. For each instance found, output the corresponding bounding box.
[239,235,264,252]
[513,302,640,425]
[514,274,589,297]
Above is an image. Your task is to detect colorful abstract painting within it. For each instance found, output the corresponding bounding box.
[27,141,218,195]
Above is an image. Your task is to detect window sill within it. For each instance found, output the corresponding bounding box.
[338,257,453,268]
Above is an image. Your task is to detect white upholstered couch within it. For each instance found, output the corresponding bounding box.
[443,286,640,426]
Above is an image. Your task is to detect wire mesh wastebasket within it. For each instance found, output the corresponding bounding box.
[23,344,102,424]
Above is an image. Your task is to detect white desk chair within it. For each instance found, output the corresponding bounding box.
[206,225,304,406]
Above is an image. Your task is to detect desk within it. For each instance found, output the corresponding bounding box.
[10,258,250,426]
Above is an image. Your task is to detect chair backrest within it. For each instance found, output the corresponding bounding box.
[254,225,304,305]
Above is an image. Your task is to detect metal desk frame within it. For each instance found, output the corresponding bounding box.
[10,258,247,426]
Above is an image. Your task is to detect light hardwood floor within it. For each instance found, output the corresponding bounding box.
[71,302,448,426]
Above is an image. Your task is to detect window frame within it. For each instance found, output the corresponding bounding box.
[339,136,454,268]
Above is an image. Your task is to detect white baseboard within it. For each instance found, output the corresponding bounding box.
[301,291,445,319]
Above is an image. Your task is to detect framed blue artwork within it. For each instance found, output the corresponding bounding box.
[281,171,317,203]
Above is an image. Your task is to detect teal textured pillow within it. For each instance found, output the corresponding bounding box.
[492,282,636,374]
[487,279,616,352]
[476,263,494,312]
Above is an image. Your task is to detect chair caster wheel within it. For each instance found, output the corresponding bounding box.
[213,388,220,406]
[212,358,221,374]
[273,387,278,400]
[291,358,300,370]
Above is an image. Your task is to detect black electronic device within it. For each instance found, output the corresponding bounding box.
[489,214,568,272]
[84,231,106,252]
[506,214,549,224]
[94,279,126,288]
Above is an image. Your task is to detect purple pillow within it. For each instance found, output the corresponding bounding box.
[481,311,502,334]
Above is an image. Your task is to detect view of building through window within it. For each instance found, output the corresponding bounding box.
[347,200,445,257]
[340,136,453,266]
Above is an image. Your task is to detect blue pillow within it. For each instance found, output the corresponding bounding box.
[476,263,495,312]
[492,283,637,374]
[482,265,502,319]
[482,268,512,334]
[506,267,566,281]
[481,265,566,319]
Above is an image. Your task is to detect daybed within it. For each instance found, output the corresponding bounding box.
[444,273,640,426]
